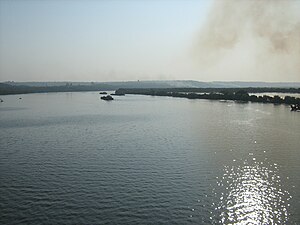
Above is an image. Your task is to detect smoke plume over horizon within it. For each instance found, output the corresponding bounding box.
[193,0,300,82]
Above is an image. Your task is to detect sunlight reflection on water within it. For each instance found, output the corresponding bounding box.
[214,159,291,225]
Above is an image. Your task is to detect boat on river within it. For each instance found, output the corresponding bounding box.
[101,95,114,101]
[290,104,300,111]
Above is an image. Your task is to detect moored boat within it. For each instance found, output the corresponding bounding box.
[290,104,300,111]
[101,95,114,101]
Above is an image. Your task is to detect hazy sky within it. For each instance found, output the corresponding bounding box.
[0,0,299,82]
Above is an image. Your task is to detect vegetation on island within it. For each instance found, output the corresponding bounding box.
[115,88,300,105]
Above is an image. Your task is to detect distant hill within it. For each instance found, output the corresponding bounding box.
[211,81,300,88]
[4,80,300,88]
[1,80,300,95]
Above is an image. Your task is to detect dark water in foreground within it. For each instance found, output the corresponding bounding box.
[0,92,299,225]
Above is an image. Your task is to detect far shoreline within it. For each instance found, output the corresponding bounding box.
[1,83,300,108]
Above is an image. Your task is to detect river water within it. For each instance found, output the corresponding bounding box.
[0,92,299,224]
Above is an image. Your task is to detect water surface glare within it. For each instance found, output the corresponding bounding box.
[0,92,299,224]
[215,160,290,224]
